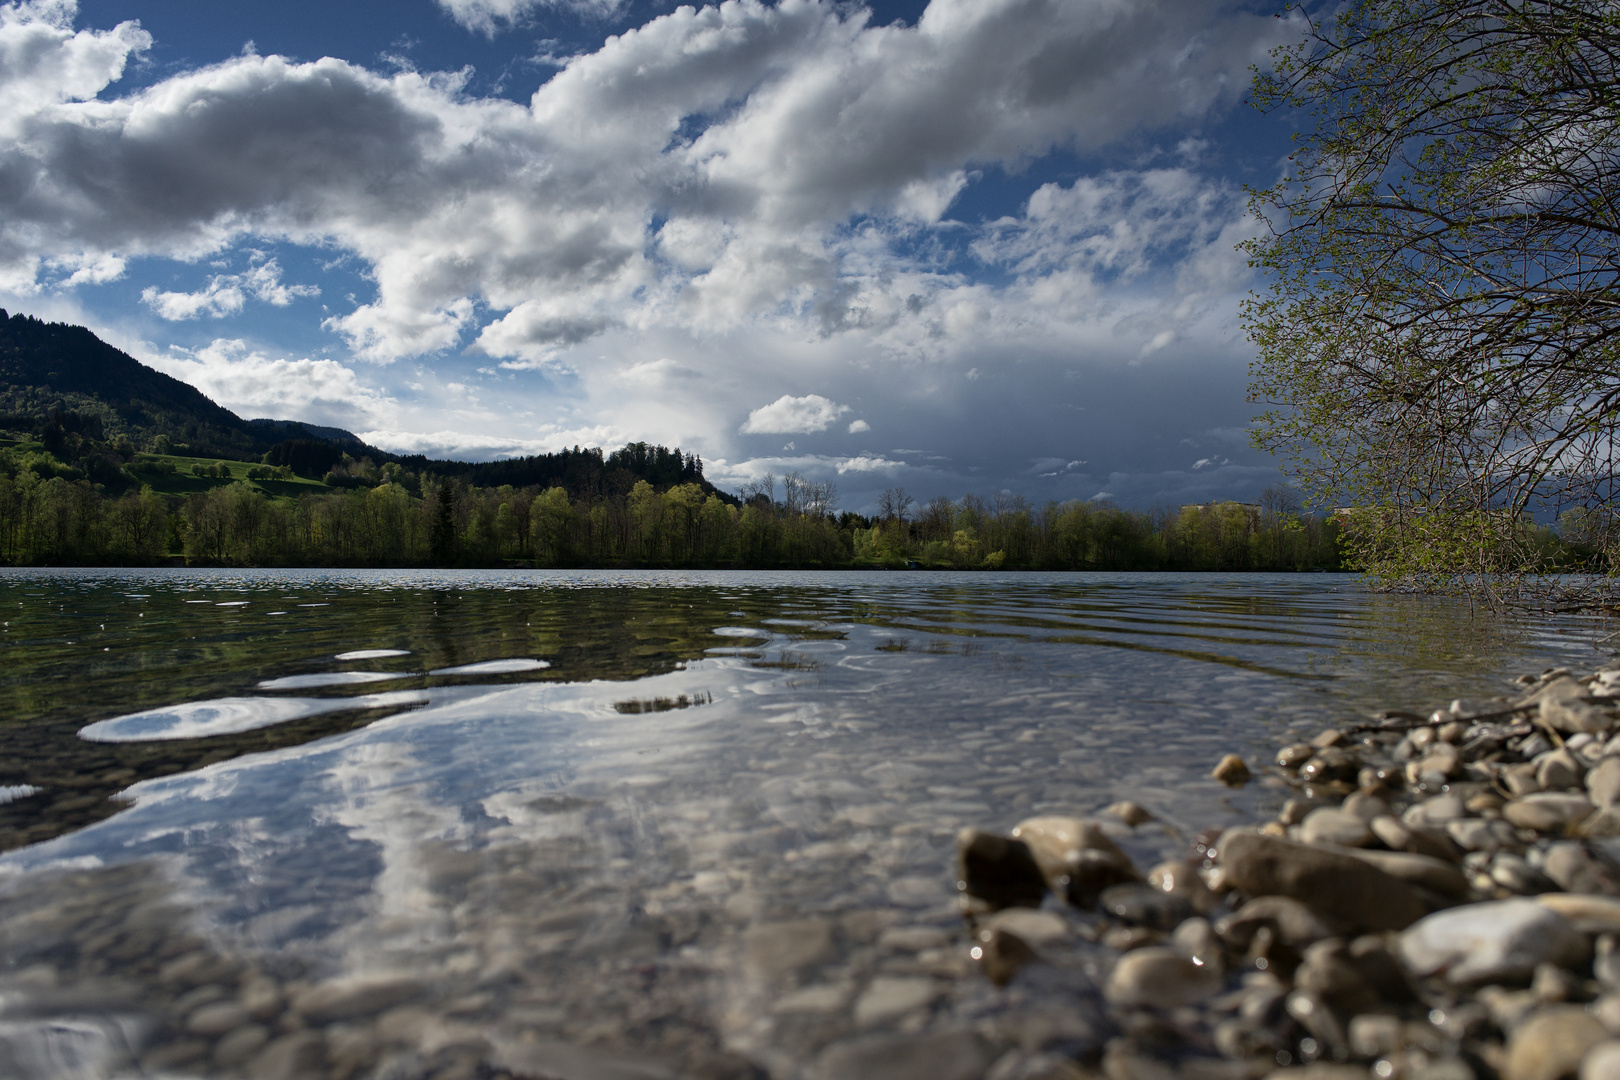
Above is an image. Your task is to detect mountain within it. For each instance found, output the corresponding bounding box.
[0,308,729,500]
[0,309,352,458]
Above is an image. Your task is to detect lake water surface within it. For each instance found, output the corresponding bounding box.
[0,569,1607,1080]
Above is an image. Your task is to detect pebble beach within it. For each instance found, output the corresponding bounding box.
[959,662,1620,1080]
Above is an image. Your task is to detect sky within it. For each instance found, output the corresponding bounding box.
[0,0,1307,514]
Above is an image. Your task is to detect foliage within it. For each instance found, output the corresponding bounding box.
[1244,0,1620,597]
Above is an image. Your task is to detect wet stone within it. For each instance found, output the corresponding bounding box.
[1098,883,1194,931]
[1109,801,1153,827]
[1213,755,1252,786]
[816,1031,991,1080]
[1217,830,1428,932]
[852,976,939,1026]
[958,830,1047,910]
[1104,946,1222,1008]
[746,918,834,975]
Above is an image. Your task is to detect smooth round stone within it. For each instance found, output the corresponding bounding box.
[745,919,834,976]
[1212,754,1252,786]
[1108,801,1153,827]
[1097,883,1193,931]
[1104,946,1221,1007]
[1277,744,1315,770]
[1537,894,1620,934]
[213,1024,270,1068]
[852,977,939,1026]
[1340,847,1470,898]
[1591,759,1620,810]
[956,830,1046,909]
[1492,852,1558,895]
[815,1032,990,1080]
[1341,793,1391,822]
[1539,749,1588,792]
[1581,1040,1620,1080]
[1145,860,1217,914]
[290,974,426,1024]
[1506,1006,1608,1080]
[1400,899,1587,984]
[1448,817,1521,853]
[1543,843,1620,896]
[981,907,1070,946]
[1505,793,1596,832]
[1404,794,1468,828]
[186,1001,251,1037]
[1298,808,1373,848]
[1217,830,1427,932]
[1216,895,1333,949]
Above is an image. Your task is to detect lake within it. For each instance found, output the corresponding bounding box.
[0,569,1604,1080]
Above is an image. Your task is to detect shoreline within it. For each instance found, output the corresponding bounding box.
[958,660,1620,1080]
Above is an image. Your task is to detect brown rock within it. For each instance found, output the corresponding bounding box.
[1216,895,1336,948]
[1011,817,1138,905]
[1108,801,1153,827]
[1504,1006,1608,1080]
[1590,758,1620,810]
[1504,793,1596,833]
[974,927,1036,987]
[1104,946,1221,1007]
[1217,830,1428,932]
[1213,754,1252,786]
[957,829,1047,910]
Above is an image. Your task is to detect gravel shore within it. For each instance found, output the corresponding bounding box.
[959,662,1620,1080]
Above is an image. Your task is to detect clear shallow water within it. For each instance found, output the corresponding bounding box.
[0,569,1608,1079]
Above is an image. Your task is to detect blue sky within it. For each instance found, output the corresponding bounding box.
[0,0,1304,513]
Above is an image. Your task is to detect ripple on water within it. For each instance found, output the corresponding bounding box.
[257,671,415,690]
[78,690,429,742]
[0,785,40,804]
[712,626,770,638]
[335,649,412,660]
[427,659,549,676]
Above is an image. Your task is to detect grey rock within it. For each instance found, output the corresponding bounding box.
[1337,845,1471,897]
[1097,883,1193,931]
[1581,1041,1620,1080]
[1104,946,1222,1007]
[1216,896,1335,949]
[1217,830,1428,932]
[745,919,834,976]
[1537,893,1620,933]
[1492,851,1560,894]
[1298,808,1373,848]
[1592,758,1620,810]
[1544,696,1615,735]
[816,1031,991,1080]
[289,974,425,1024]
[1541,748,1590,791]
[1010,817,1138,905]
[1544,842,1620,895]
[1399,899,1586,984]
[1404,794,1468,828]
[1505,1006,1608,1080]
[853,977,938,1026]
[1341,793,1391,822]
[213,1024,270,1069]
[185,1001,250,1037]
[1448,816,1522,853]
[1505,792,1597,832]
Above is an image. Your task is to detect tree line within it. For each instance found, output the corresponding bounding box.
[0,444,1346,570]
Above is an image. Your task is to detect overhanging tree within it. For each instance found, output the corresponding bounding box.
[1243,0,1620,595]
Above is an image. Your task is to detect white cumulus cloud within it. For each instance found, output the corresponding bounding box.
[739,393,850,435]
